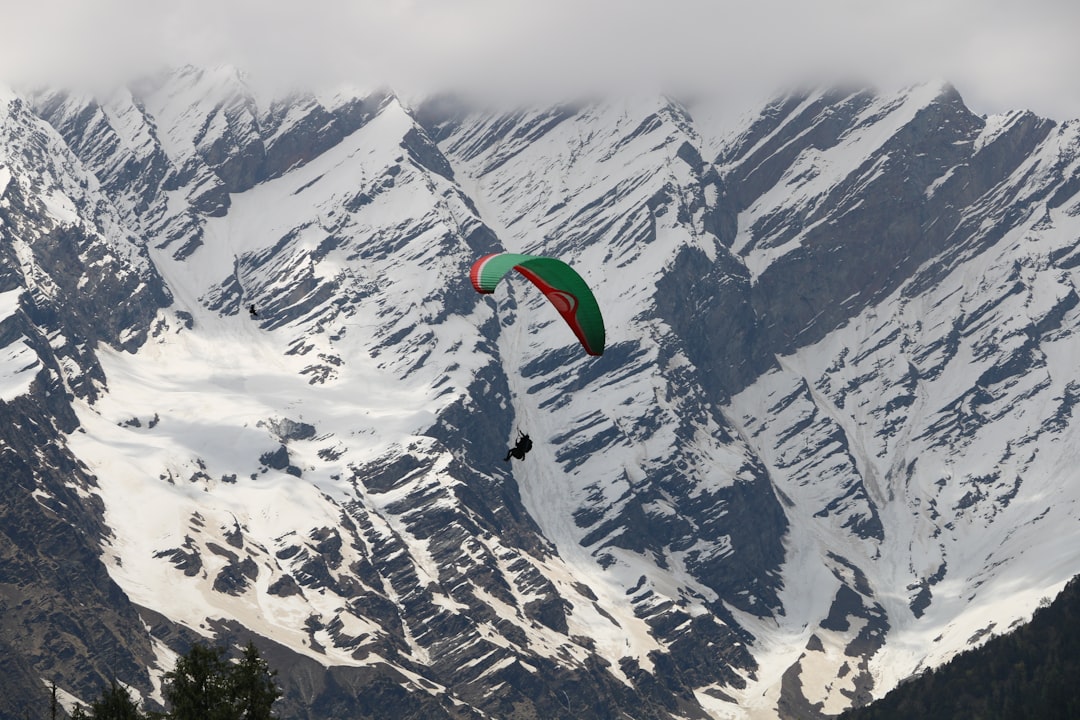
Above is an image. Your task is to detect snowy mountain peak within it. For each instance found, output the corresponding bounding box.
[3,72,1080,719]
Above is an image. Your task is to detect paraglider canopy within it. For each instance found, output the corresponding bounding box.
[470,253,605,356]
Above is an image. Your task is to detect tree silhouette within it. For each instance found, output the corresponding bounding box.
[70,680,145,720]
[163,644,235,720]
[230,642,281,720]
[163,642,280,720]
[842,575,1080,719]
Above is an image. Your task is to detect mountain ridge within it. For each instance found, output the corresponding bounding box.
[1,69,1079,718]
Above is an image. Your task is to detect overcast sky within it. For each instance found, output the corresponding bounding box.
[2,0,1079,119]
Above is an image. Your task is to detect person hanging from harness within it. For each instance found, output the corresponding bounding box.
[249,304,258,318]
[503,430,533,462]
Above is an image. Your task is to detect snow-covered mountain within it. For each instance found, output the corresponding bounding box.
[2,67,1080,719]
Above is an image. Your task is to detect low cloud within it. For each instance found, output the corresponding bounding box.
[2,0,1078,119]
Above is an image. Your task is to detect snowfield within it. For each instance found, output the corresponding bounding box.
[3,71,1080,718]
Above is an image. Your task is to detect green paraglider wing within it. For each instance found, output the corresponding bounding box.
[470,253,605,356]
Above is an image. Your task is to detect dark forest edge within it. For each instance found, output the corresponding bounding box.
[42,642,280,720]
[840,574,1080,719]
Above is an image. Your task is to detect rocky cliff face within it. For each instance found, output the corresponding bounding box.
[2,71,1080,719]
[0,89,168,715]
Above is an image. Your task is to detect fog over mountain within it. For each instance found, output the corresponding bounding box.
[4,0,1080,118]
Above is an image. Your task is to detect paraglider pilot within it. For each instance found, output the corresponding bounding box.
[249,304,258,318]
[504,430,533,462]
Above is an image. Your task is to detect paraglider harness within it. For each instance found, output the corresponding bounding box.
[504,430,533,462]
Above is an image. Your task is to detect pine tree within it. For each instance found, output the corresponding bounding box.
[163,641,281,720]
[230,642,281,720]
[91,680,144,720]
[163,644,235,720]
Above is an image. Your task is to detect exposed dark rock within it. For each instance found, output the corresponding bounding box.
[268,574,304,598]
[259,444,301,476]
[6,77,1080,720]
[154,538,203,577]
[213,557,259,595]
[267,417,318,442]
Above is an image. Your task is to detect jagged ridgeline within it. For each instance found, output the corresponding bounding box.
[2,69,1080,719]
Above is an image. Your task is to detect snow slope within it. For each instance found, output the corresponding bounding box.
[4,72,1080,719]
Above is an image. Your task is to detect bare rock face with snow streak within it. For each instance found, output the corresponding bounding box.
[2,70,1080,719]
